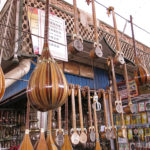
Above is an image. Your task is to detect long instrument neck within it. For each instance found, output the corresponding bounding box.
[65,98,68,132]
[71,86,77,130]
[87,87,93,127]
[57,107,62,130]
[92,0,98,43]
[103,91,108,126]
[73,0,79,35]
[48,111,52,131]
[25,100,30,129]
[112,10,120,52]
[78,86,84,131]
[130,15,138,62]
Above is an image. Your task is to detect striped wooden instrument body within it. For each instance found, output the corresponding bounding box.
[130,15,150,85]
[19,101,34,150]
[0,67,5,100]
[27,0,68,111]
[47,111,58,150]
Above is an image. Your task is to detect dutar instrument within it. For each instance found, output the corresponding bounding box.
[130,15,150,86]
[19,101,34,150]
[86,0,103,58]
[27,0,68,111]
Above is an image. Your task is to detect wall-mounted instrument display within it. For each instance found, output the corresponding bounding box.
[68,0,83,53]
[70,85,80,145]
[130,15,150,86]
[100,90,111,140]
[27,0,68,111]
[55,107,64,148]
[35,112,48,150]
[61,98,72,150]
[108,90,116,139]
[47,111,58,150]
[19,101,34,150]
[92,91,102,150]
[86,0,103,58]
[76,85,87,145]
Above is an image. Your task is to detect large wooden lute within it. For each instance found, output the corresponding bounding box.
[19,101,34,150]
[47,110,58,150]
[27,0,68,111]
[55,107,64,148]
[70,84,80,145]
[68,0,83,53]
[86,0,103,58]
[130,15,150,85]
[76,85,87,145]
[92,93,102,150]
[61,98,72,150]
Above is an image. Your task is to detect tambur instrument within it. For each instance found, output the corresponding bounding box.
[47,111,58,150]
[76,85,87,144]
[19,101,34,150]
[86,0,103,59]
[0,67,5,100]
[61,98,72,150]
[130,15,150,86]
[92,92,102,150]
[35,112,48,150]
[27,0,68,111]
[100,90,111,140]
[70,84,80,145]
[68,0,83,53]
[108,90,116,139]
[55,107,64,148]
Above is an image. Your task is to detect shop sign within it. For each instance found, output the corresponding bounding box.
[27,7,68,61]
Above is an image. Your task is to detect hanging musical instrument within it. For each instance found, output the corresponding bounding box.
[107,7,135,114]
[47,110,58,150]
[117,95,127,138]
[27,0,68,111]
[107,57,123,114]
[92,92,102,150]
[86,0,103,58]
[35,112,48,150]
[70,84,80,145]
[76,85,87,144]
[19,101,34,150]
[61,98,72,150]
[108,90,116,139]
[86,86,96,143]
[100,90,111,140]
[55,107,64,148]
[68,0,83,53]
[107,7,125,65]
[130,15,150,86]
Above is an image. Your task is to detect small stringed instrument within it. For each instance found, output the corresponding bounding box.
[70,84,80,145]
[130,15,150,85]
[86,86,96,143]
[117,95,127,138]
[107,7,135,114]
[61,98,72,150]
[100,90,111,140]
[35,112,48,150]
[86,0,103,58]
[108,90,116,139]
[68,0,83,53]
[76,85,87,145]
[92,92,102,150]
[27,0,68,111]
[55,107,64,148]
[19,101,34,150]
[47,110,58,150]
